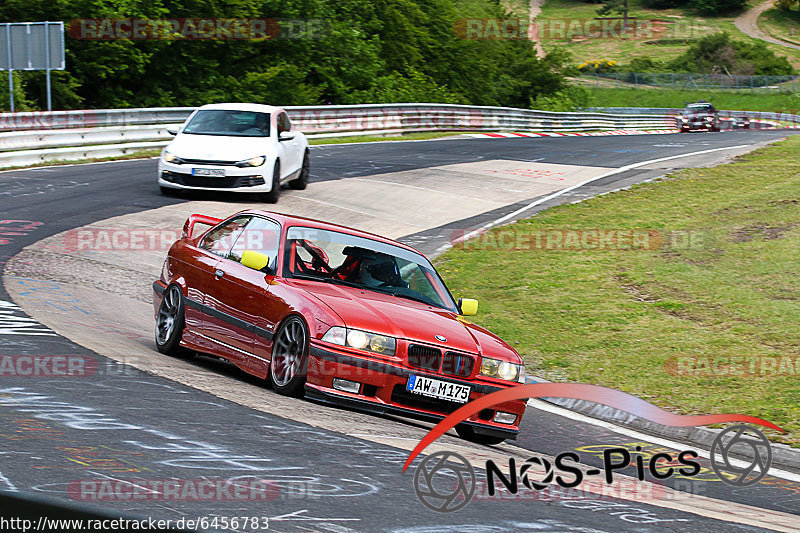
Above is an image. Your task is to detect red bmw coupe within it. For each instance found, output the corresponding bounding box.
[153,210,527,444]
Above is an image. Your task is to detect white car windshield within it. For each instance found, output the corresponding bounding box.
[182,110,271,137]
[283,226,459,313]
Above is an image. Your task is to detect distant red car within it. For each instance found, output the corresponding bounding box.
[153,210,526,444]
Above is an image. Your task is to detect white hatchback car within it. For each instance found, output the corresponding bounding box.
[158,103,309,203]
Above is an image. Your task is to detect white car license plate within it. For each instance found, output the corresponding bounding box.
[406,375,470,403]
[192,168,225,177]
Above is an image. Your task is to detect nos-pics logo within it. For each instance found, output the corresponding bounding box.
[413,425,773,512]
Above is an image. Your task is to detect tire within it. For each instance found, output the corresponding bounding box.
[155,284,191,357]
[288,150,310,190]
[455,424,506,446]
[269,316,309,397]
[262,160,281,204]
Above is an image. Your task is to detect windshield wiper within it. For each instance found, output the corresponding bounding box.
[388,291,446,309]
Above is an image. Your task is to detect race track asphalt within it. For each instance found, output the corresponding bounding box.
[1,130,798,532]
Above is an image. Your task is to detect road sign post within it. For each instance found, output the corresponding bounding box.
[0,22,65,112]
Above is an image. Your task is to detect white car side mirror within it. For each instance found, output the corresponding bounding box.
[278,131,296,141]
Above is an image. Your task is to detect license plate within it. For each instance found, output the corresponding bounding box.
[406,375,470,403]
[192,168,225,177]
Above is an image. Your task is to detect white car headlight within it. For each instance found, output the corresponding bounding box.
[480,357,522,382]
[163,151,184,164]
[235,155,266,168]
[322,327,396,356]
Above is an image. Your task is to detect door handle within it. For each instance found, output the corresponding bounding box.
[214,269,224,279]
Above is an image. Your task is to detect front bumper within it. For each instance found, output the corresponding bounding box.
[158,160,273,192]
[305,343,525,440]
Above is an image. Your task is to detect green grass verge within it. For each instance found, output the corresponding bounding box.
[0,149,163,171]
[585,87,800,111]
[437,136,800,445]
[309,131,470,145]
[759,6,800,47]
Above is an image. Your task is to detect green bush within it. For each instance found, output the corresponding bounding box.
[532,85,593,112]
[668,32,795,75]
[688,0,747,14]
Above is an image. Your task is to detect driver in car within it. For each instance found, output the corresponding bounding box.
[357,253,409,288]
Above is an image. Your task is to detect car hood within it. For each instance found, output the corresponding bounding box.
[291,280,520,362]
[167,133,271,161]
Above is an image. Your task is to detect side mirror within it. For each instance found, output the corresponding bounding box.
[458,298,478,316]
[241,250,271,272]
[278,131,296,141]
[167,128,178,136]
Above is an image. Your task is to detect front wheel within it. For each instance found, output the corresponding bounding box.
[155,284,190,357]
[269,316,309,397]
[262,160,281,203]
[455,424,506,446]
[288,150,310,190]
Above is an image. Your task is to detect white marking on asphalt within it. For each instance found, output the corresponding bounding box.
[270,510,360,522]
[87,470,162,496]
[0,471,18,491]
[440,144,752,254]
[525,398,800,483]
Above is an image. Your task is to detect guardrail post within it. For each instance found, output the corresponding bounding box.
[5,29,13,113]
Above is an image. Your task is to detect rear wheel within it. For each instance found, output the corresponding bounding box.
[269,316,309,397]
[155,285,191,357]
[456,424,506,446]
[262,160,281,203]
[289,150,310,190]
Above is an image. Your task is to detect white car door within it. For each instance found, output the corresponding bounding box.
[276,112,302,178]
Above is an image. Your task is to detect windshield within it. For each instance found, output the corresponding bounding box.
[283,226,458,313]
[182,109,271,137]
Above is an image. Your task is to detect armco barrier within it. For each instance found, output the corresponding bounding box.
[593,107,800,124]
[0,103,692,168]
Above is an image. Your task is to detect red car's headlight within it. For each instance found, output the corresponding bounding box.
[480,357,523,382]
[322,326,396,356]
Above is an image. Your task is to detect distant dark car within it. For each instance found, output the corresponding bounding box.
[679,102,720,132]
[731,116,751,129]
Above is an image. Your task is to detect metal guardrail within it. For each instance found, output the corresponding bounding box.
[593,107,800,125]
[0,103,679,168]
